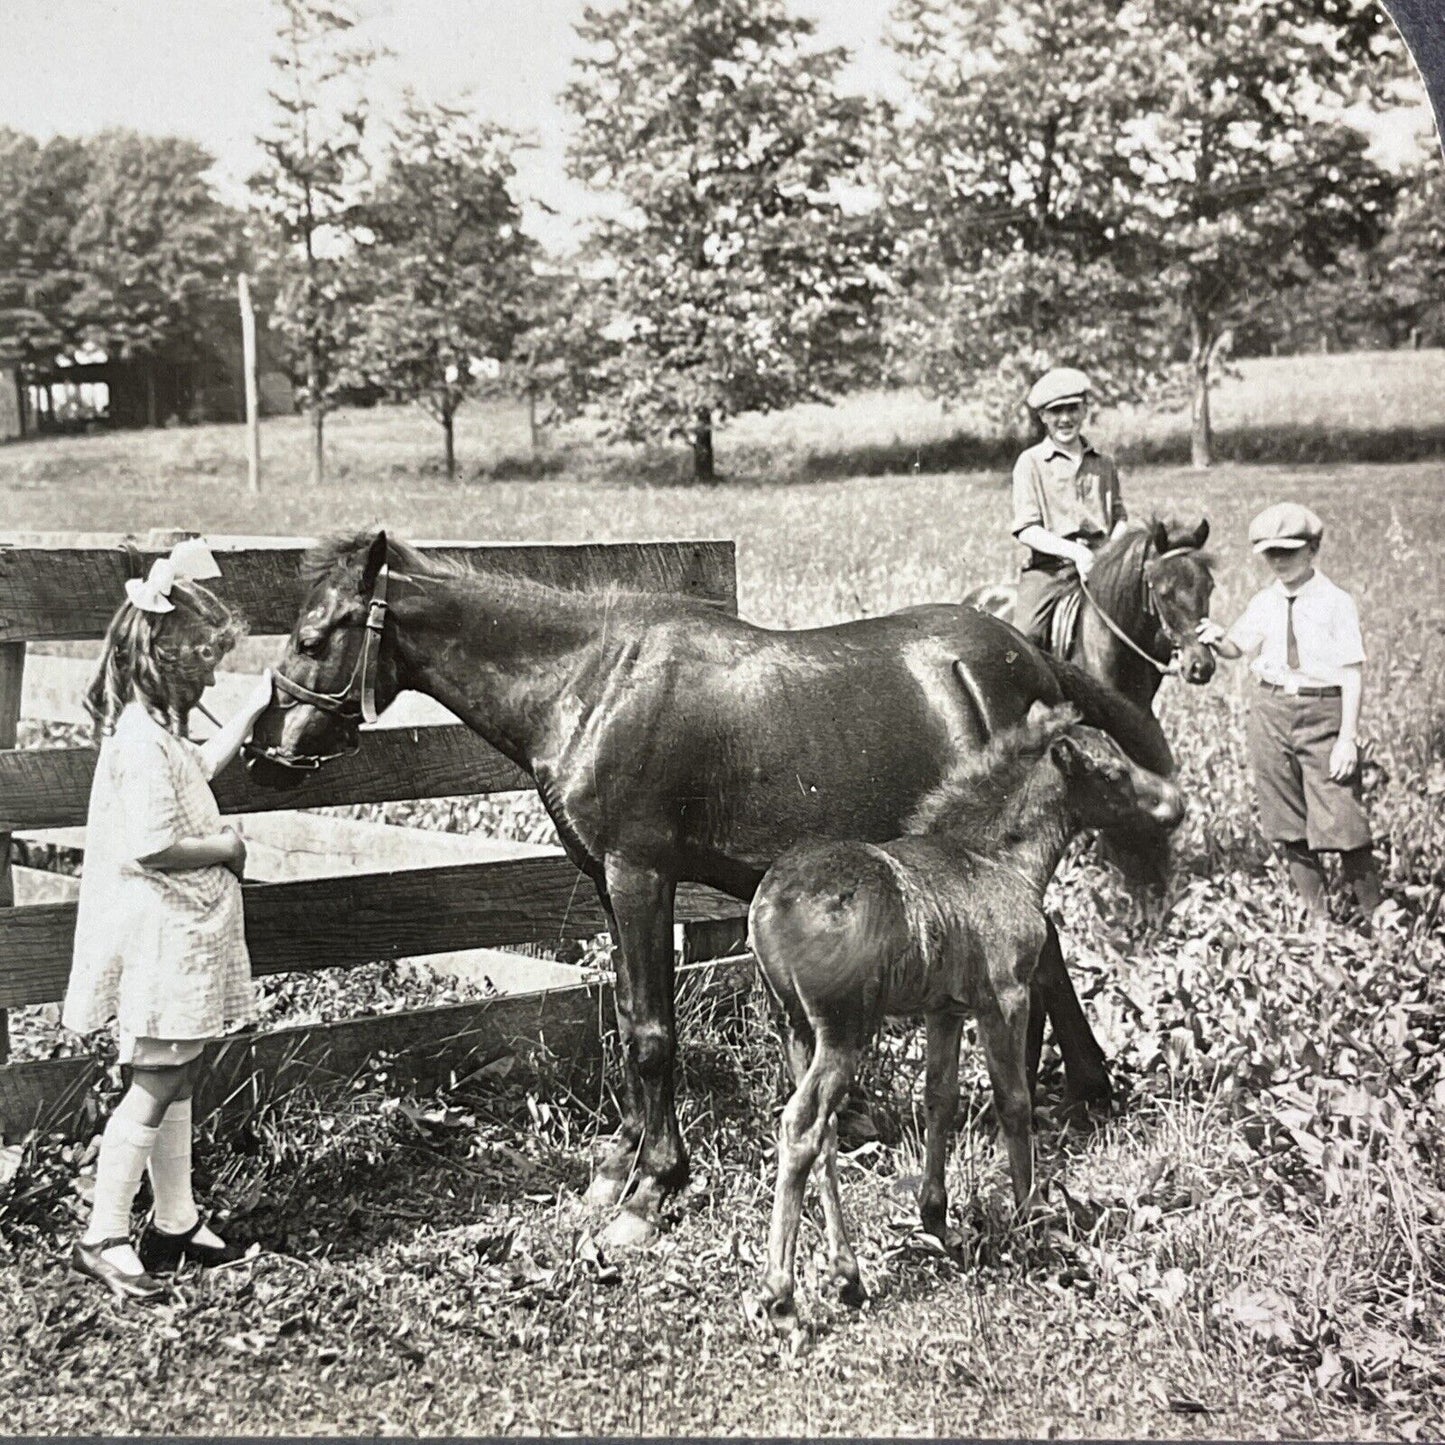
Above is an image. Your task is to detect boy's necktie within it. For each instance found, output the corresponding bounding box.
[1285,595,1300,671]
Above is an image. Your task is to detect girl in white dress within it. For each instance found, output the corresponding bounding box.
[63,539,274,1300]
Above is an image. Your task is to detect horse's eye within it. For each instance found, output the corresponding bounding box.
[296,626,327,657]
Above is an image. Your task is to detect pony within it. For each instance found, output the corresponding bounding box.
[747,702,1183,1330]
[965,517,1217,713]
[249,531,1177,1245]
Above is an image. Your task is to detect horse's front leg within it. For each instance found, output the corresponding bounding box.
[596,855,684,1248]
[919,1012,963,1243]
[1032,916,1111,1108]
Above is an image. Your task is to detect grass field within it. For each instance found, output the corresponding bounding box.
[2,354,1445,1437]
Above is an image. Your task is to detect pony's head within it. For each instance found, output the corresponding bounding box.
[247,530,405,789]
[1142,516,1216,684]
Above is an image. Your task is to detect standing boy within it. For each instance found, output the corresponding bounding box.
[1197,502,1382,925]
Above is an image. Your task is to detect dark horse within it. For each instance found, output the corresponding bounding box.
[248,531,1175,1245]
[964,517,1217,712]
[749,704,1183,1329]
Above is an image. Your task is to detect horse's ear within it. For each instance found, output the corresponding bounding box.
[1185,518,1210,550]
[361,530,388,591]
[1148,518,1169,554]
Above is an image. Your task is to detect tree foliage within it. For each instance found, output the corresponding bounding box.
[250,0,380,482]
[64,131,242,364]
[562,0,890,478]
[884,0,1405,464]
[341,102,538,479]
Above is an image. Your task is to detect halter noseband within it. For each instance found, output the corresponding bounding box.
[244,561,391,772]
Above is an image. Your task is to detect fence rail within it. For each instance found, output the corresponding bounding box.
[0,533,747,1141]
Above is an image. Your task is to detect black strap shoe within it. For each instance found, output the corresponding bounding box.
[71,1237,168,1301]
[138,1217,244,1273]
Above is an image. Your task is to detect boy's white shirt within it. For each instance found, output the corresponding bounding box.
[1225,569,1365,688]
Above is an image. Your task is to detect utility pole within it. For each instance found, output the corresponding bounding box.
[238,273,262,494]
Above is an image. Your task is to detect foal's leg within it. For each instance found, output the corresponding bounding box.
[584,892,643,1212]
[919,1011,963,1243]
[761,1025,859,1332]
[594,858,686,1248]
[1032,917,1111,1107]
[976,986,1039,1215]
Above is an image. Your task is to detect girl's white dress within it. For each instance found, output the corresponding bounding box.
[62,703,256,1040]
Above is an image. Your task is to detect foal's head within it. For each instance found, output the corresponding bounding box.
[248,530,407,787]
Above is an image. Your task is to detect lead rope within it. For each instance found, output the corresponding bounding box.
[1076,574,1173,676]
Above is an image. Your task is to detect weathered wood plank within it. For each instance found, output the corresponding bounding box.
[0,1054,97,1141]
[0,858,749,1009]
[0,539,737,642]
[0,724,533,831]
[0,640,23,1062]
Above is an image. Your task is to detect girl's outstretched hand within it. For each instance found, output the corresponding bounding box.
[244,669,275,728]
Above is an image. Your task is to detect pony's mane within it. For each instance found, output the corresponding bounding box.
[300,531,724,612]
[907,703,1080,837]
[1084,526,1155,623]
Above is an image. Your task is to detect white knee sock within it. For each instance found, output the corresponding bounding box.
[147,1098,199,1236]
[85,1114,159,1244]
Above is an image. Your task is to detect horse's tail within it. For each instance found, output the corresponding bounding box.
[1042,653,1175,778]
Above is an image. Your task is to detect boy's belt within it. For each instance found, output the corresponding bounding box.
[1260,681,1341,698]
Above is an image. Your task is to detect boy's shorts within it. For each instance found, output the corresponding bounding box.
[1246,686,1371,852]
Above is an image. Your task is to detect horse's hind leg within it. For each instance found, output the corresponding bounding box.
[760,1025,859,1333]
[919,1012,963,1243]
[1033,917,1111,1108]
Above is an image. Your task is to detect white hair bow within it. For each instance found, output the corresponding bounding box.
[124,537,223,614]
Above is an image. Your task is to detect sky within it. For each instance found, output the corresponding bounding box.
[0,0,1435,255]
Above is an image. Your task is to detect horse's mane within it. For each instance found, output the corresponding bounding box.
[907,703,1080,837]
[300,531,725,612]
[1083,527,1155,625]
[1044,653,1175,775]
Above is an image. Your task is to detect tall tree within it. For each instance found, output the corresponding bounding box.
[562,0,889,480]
[64,131,242,422]
[250,0,379,485]
[885,0,1403,464]
[0,129,89,363]
[341,102,538,480]
[1115,0,1401,466]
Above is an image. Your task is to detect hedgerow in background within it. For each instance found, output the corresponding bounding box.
[249,0,382,487]
[560,0,891,480]
[340,102,538,481]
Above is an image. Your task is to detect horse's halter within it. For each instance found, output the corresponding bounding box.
[246,561,392,772]
[1078,544,1206,677]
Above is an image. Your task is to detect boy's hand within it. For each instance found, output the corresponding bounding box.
[220,826,247,879]
[1195,619,1226,648]
[1329,736,1359,782]
[1073,546,1096,580]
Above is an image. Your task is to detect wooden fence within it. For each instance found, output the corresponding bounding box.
[0,535,750,1142]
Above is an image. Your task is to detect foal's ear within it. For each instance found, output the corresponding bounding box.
[361,530,389,591]
[1049,735,1086,776]
[1026,699,1056,729]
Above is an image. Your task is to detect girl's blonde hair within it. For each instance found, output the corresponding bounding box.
[85,578,248,740]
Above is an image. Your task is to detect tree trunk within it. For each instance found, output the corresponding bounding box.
[307,333,324,488]
[145,364,157,429]
[1190,362,1212,470]
[692,409,715,482]
[528,388,539,453]
[443,405,456,482]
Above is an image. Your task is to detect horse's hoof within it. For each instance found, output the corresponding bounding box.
[829,1269,866,1310]
[600,1208,660,1252]
[583,1174,628,1211]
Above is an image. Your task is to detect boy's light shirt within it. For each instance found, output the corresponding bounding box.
[1225,570,1365,688]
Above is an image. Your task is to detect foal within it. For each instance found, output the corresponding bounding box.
[748,703,1183,1329]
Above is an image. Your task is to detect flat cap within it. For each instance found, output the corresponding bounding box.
[1248,501,1324,552]
[1026,366,1092,411]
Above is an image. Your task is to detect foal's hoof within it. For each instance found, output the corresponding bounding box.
[583,1174,628,1211]
[744,1288,801,1339]
[600,1207,660,1252]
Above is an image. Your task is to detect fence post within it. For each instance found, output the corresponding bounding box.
[0,640,25,1064]
[239,273,262,495]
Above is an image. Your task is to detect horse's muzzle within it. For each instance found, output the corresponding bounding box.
[1180,644,1217,685]
[1145,777,1186,830]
